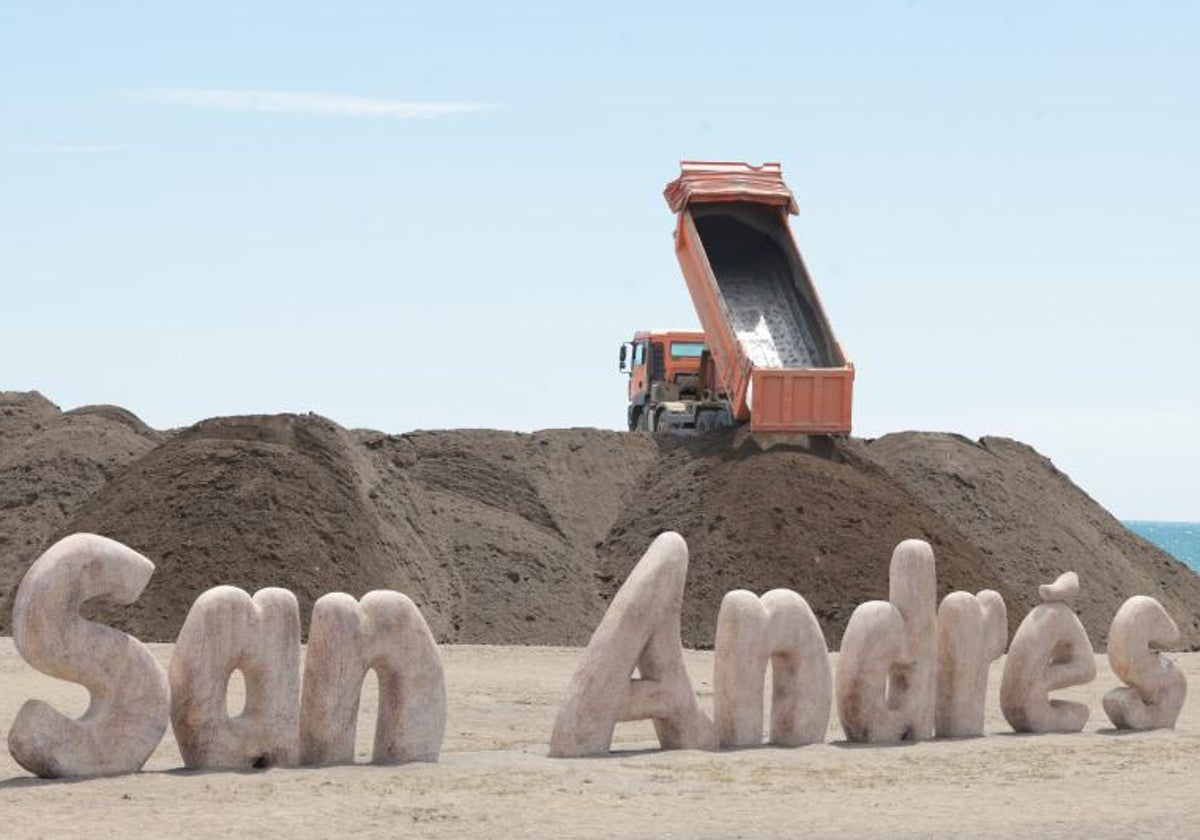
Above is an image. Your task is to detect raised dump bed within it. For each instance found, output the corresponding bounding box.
[665,162,854,434]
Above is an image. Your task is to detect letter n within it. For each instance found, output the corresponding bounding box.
[299,591,446,766]
[714,589,831,747]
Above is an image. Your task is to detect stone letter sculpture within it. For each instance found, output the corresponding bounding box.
[170,586,302,769]
[299,590,445,766]
[713,589,831,748]
[935,590,1007,738]
[836,539,937,743]
[7,533,169,777]
[1000,572,1095,733]
[549,531,718,757]
[1102,595,1187,730]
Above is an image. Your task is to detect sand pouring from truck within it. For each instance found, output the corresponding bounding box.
[619,161,855,435]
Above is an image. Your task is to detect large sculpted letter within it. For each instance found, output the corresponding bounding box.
[1102,595,1187,730]
[1000,572,1095,733]
[170,586,301,769]
[713,589,831,748]
[7,533,169,777]
[836,539,936,743]
[299,590,445,766]
[935,590,1007,738]
[549,532,718,757]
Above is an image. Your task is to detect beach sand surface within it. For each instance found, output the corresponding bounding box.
[1,639,1197,838]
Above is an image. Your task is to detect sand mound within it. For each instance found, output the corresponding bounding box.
[0,391,58,450]
[355,426,658,644]
[0,392,1196,649]
[0,392,162,614]
[62,413,408,639]
[597,432,1018,647]
[49,414,657,644]
[854,432,1200,649]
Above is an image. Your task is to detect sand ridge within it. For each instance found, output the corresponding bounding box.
[1,390,1198,650]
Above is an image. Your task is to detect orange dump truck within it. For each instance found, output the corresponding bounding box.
[660,161,854,434]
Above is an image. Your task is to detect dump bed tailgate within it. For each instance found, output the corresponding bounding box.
[751,368,854,434]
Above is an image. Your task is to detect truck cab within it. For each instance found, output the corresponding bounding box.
[618,329,729,433]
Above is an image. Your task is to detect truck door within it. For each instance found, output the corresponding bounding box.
[628,340,648,402]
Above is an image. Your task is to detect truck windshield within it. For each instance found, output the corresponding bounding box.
[670,342,705,359]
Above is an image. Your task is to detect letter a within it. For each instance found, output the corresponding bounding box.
[170,586,302,769]
[7,533,169,777]
[549,532,717,757]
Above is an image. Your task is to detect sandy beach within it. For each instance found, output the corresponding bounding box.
[1,639,1196,838]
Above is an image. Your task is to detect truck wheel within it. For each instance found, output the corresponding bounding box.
[628,406,642,432]
[696,407,734,432]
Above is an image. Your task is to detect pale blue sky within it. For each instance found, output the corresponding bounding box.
[2,2,1197,519]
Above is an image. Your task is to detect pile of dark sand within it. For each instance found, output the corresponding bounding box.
[851,432,1200,651]
[0,392,162,616]
[1,391,1196,649]
[48,412,658,646]
[598,432,1019,647]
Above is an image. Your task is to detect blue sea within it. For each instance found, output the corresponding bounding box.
[1124,521,1200,574]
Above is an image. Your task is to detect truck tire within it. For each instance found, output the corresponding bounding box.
[635,405,653,433]
[696,406,734,432]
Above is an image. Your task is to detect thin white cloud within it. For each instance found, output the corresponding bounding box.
[136,88,495,119]
[43,143,128,153]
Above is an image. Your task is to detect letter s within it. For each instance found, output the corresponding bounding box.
[8,533,169,777]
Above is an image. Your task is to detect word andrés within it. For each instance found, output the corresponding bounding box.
[550,533,1187,756]
[5,532,1189,779]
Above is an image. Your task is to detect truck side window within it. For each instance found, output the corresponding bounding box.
[633,342,645,366]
